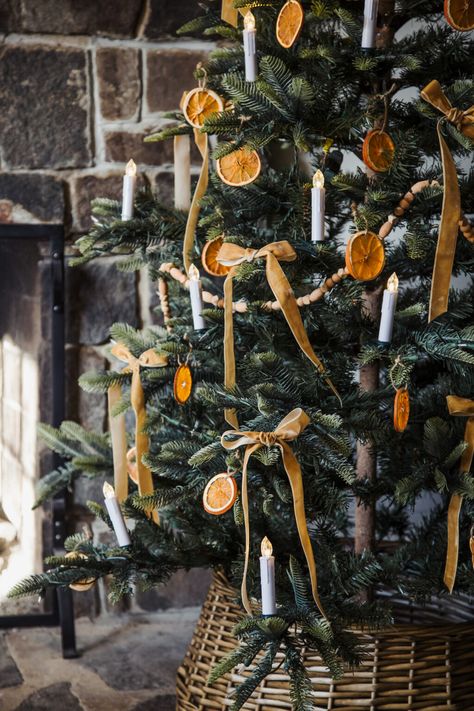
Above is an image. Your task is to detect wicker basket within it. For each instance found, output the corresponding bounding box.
[176,570,474,711]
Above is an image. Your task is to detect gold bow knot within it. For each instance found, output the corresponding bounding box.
[221,408,326,618]
[217,240,338,427]
[420,80,474,323]
[443,395,474,593]
[221,1,249,27]
[110,343,168,525]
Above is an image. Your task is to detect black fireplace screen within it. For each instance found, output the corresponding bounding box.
[0,224,76,658]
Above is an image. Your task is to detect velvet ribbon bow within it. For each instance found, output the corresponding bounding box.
[217,240,338,427]
[110,344,168,524]
[420,80,474,323]
[221,408,326,618]
[444,395,474,593]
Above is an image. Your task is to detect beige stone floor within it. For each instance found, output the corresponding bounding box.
[0,608,199,711]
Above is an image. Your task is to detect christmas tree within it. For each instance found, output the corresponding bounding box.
[10,0,474,707]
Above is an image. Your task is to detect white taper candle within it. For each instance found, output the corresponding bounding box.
[243,11,257,82]
[311,169,326,243]
[260,536,277,615]
[361,0,379,49]
[103,482,131,547]
[174,135,191,211]
[378,272,398,344]
[189,264,206,330]
[121,159,137,221]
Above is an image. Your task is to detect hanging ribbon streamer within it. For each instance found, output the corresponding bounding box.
[443,395,474,593]
[110,344,169,525]
[182,128,208,275]
[420,80,474,322]
[107,382,129,503]
[217,240,339,427]
[221,408,326,618]
[221,2,249,27]
[174,92,192,212]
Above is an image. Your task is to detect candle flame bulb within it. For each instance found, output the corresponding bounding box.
[387,272,399,293]
[103,481,116,499]
[313,169,325,189]
[261,536,273,558]
[125,159,137,177]
[189,264,200,281]
[244,10,255,31]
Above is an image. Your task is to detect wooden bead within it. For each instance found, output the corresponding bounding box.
[399,199,411,210]
[394,206,404,217]
[379,222,392,239]
[403,191,415,203]
[326,278,334,288]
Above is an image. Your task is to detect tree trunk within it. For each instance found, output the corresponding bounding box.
[355,288,382,556]
[354,0,395,560]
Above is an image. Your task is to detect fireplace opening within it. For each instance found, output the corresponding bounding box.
[0,227,64,615]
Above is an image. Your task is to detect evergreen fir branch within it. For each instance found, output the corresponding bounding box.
[230,643,279,711]
[284,640,313,711]
[34,466,74,508]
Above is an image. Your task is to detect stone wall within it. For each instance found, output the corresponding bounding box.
[0,0,213,616]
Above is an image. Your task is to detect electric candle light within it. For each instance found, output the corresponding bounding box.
[260,536,276,616]
[243,11,257,82]
[311,169,326,243]
[361,0,379,50]
[188,264,206,330]
[103,482,131,547]
[121,159,137,221]
[378,272,399,344]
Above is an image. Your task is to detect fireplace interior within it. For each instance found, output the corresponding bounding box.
[0,229,62,615]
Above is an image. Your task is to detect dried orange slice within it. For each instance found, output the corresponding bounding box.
[174,364,193,405]
[183,87,224,129]
[203,473,238,516]
[276,0,304,48]
[444,0,474,30]
[393,387,410,433]
[127,447,138,485]
[202,237,231,277]
[345,231,385,281]
[65,552,96,592]
[216,147,261,187]
[362,130,395,173]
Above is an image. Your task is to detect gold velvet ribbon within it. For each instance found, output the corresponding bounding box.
[110,344,169,525]
[221,408,326,618]
[221,2,249,27]
[108,383,128,503]
[217,240,339,427]
[420,80,474,322]
[183,128,208,275]
[444,395,474,593]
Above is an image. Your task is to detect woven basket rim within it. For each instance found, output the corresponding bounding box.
[211,568,474,632]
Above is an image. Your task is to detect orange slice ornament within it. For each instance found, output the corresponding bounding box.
[203,473,238,515]
[345,231,385,281]
[444,0,474,30]
[276,0,304,48]
[65,552,96,592]
[216,147,261,187]
[362,129,395,173]
[393,387,410,433]
[182,87,224,129]
[202,237,231,277]
[174,364,193,405]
